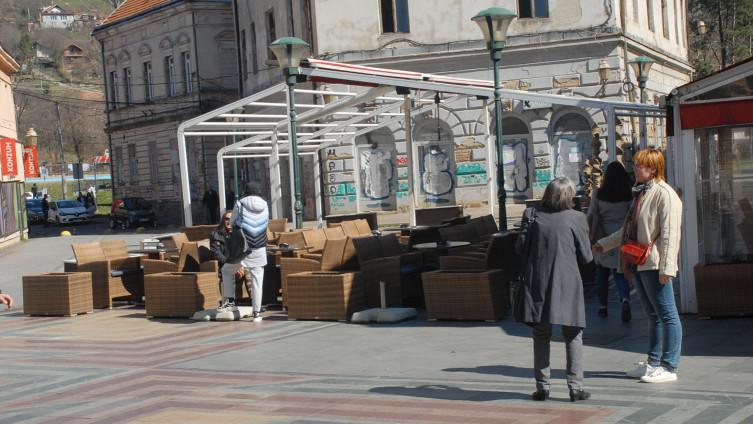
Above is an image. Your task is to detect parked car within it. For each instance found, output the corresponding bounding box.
[25,199,44,224]
[48,200,91,226]
[110,197,157,229]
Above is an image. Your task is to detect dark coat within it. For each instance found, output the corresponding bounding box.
[514,207,593,328]
[210,227,230,267]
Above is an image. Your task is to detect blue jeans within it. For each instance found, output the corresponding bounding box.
[596,266,630,307]
[633,270,682,371]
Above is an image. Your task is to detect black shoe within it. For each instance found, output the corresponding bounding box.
[531,389,550,401]
[598,307,608,318]
[621,301,631,322]
[569,389,591,402]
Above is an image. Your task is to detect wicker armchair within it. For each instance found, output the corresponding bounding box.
[279,237,355,308]
[353,234,424,308]
[70,242,144,308]
[143,242,217,275]
[269,218,288,234]
[180,225,215,241]
[354,219,372,235]
[439,231,520,282]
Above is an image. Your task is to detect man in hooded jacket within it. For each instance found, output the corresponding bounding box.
[220,182,269,322]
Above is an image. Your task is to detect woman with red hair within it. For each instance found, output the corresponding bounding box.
[593,149,683,383]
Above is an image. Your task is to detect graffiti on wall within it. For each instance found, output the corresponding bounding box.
[419,144,455,204]
[502,139,530,194]
[358,145,397,210]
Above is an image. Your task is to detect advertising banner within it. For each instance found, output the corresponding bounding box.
[1,138,17,177]
[23,145,39,178]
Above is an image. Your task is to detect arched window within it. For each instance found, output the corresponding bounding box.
[552,112,592,192]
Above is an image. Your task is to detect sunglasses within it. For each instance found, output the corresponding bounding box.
[223,217,231,221]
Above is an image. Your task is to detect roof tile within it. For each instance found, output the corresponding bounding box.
[100,0,175,27]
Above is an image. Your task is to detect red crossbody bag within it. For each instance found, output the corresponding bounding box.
[619,191,655,266]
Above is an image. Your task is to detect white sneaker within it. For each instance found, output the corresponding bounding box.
[640,366,677,383]
[626,361,655,378]
[252,311,262,322]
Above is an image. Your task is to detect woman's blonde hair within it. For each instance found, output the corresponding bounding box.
[633,148,666,181]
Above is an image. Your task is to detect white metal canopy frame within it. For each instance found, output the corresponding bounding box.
[177,58,665,226]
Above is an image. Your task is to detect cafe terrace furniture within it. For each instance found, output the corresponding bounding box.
[144,272,220,318]
[22,272,93,316]
[422,269,509,321]
[353,234,424,308]
[440,232,519,278]
[286,271,362,321]
[142,242,218,276]
[279,237,356,308]
[180,225,215,242]
[325,211,378,231]
[695,262,753,317]
[415,205,464,226]
[69,242,144,308]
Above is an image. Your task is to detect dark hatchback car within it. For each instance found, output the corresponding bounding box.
[25,199,44,224]
[109,197,157,229]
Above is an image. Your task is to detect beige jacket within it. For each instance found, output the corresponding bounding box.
[597,179,683,277]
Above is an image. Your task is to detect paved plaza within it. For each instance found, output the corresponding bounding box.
[2,230,753,423]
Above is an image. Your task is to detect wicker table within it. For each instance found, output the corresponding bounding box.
[286,271,362,321]
[22,272,93,316]
[412,241,471,251]
[129,248,178,260]
[144,272,220,318]
[421,269,508,322]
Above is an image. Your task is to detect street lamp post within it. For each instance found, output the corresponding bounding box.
[270,36,309,229]
[630,56,654,148]
[472,7,516,231]
[224,108,243,206]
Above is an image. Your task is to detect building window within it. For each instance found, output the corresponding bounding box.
[127,143,137,183]
[123,67,132,105]
[647,0,655,31]
[265,8,276,61]
[250,23,258,74]
[148,141,159,183]
[109,70,118,109]
[143,61,153,101]
[165,55,176,96]
[240,29,248,77]
[181,51,192,94]
[661,0,670,38]
[518,0,549,18]
[380,0,410,33]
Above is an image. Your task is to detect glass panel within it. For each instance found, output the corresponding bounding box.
[395,0,410,32]
[696,126,753,263]
[534,0,549,17]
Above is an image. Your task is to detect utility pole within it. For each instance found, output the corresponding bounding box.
[54,102,66,199]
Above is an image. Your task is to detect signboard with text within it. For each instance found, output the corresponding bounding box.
[23,146,39,177]
[1,138,18,177]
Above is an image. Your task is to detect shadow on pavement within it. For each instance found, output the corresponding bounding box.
[369,384,532,401]
[443,364,630,380]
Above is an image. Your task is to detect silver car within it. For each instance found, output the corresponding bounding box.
[48,200,91,225]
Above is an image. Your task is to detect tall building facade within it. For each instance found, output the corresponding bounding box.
[233,0,691,217]
[0,44,25,249]
[93,0,238,225]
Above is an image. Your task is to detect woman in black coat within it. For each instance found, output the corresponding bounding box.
[211,211,233,268]
[515,177,593,402]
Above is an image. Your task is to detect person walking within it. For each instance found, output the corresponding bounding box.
[202,186,220,224]
[587,161,633,321]
[514,177,593,402]
[41,194,50,227]
[593,149,683,383]
[31,183,38,199]
[219,182,268,322]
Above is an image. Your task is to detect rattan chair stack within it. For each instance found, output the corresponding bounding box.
[422,269,508,321]
[353,234,423,308]
[180,225,215,241]
[68,242,144,308]
[144,272,220,318]
[23,272,94,316]
[286,271,362,321]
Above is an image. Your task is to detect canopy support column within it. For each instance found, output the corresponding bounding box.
[484,100,496,217]
[269,131,282,219]
[404,94,416,226]
[218,149,227,214]
[314,152,323,227]
[639,114,648,149]
[178,129,193,226]
[607,106,616,163]
[353,139,362,213]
